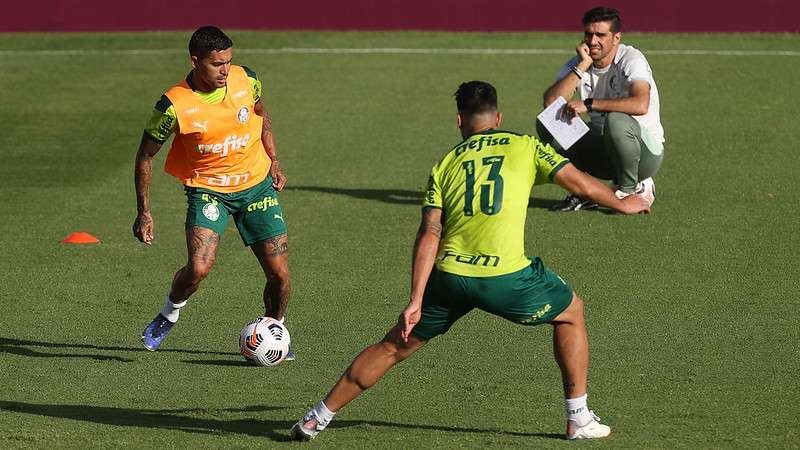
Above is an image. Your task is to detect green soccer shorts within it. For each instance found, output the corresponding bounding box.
[184,175,288,246]
[411,257,574,340]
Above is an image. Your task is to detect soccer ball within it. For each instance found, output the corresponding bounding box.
[239,317,291,367]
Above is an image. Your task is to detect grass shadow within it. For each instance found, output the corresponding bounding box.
[327,420,564,440]
[288,186,570,214]
[528,196,561,210]
[286,186,422,205]
[0,343,134,362]
[182,359,253,367]
[0,337,238,359]
[0,400,291,441]
[0,400,565,441]
[528,196,618,214]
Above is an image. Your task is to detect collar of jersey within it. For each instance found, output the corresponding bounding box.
[186,72,227,104]
[454,128,513,146]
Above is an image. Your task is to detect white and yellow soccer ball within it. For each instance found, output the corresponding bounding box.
[239,317,290,367]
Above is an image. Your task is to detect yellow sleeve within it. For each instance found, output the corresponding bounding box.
[242,65,262,103]
[532,138,569,185]
[423,166,443,209]
[143,95,177,143]
[251,77,263,103]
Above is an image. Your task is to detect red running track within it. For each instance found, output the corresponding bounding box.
[2,0,797,33]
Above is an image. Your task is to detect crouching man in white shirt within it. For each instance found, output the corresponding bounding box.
[539,6,664,212]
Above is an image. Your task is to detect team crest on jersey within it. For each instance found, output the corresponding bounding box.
[237,106,249,124]
[202,203,220,221]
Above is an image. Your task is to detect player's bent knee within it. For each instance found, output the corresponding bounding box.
[551,293,584,324]
[187,260,214,282]
[398,335,426,360]
[267,266,290,283]
[379,331,425,362]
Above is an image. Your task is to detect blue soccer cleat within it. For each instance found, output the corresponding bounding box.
[285,348,295,361]
[142,314,175,351]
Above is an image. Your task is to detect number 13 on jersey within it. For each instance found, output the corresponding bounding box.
[462,155,504,216]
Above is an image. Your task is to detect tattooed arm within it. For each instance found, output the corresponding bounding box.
[133,133,163,244]
[254,98,286,191]
[400,206,443,341]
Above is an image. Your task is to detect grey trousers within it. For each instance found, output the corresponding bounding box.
[536,112,663,193]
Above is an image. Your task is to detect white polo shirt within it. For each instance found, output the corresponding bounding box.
[557,43,664,147]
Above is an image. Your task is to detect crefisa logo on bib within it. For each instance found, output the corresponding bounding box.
[237,106,249,124]
[202,203,220,221]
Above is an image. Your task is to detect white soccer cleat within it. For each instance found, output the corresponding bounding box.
[636,177,656,206]
[566,411,612,440]
[614,178,656,207]
[290,412,329,441]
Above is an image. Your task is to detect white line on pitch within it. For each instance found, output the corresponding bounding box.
[0,47,797,56]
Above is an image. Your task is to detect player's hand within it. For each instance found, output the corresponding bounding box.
[398,301,422,342]
[576,42,592,65]
[270,160,287,191]
[133,212,154,244]
[558,100,588,123]
[619,194,651,215]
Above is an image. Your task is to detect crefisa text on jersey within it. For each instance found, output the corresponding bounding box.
[195,133,250,157]
[454,136,511,156]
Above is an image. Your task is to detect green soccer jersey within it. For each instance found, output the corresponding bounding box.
[423,130,569,277]
[143,65,263,144]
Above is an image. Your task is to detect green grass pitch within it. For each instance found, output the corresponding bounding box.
[0,31,798,448]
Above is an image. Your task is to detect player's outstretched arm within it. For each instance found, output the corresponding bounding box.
[133,133,163,244]
[401,207,443,341]
[554,163,650,215]
[254,98,286,191]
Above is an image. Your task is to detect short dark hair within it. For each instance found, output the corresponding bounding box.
[188,26,233,58]
[454,81,498,115]
[582,7,621,32]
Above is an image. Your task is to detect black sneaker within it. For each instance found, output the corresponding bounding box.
[550,194,598,212]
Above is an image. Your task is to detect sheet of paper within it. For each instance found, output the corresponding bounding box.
[536,96,589,150]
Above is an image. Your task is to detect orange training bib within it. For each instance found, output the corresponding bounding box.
[163,65,270,193]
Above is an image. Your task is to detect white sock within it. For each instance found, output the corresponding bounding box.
[264,313,285,323]
[308,401,335,428]
[565,394,593,426]
[160,296,187,323]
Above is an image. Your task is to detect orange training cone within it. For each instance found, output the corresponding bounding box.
[61,231,100,244]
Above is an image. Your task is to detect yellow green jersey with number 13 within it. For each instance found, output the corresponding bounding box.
[423,130,569,277]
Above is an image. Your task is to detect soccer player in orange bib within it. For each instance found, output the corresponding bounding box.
[133,26,293,357]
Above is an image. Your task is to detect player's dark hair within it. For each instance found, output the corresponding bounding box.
[582,7,621,32]
[189,26,233,58]
[454,81,498,115]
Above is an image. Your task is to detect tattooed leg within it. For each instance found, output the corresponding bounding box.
[251,233,291,319]
[170,226,220,302]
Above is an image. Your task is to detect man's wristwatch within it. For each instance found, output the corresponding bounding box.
[583,98,594,112]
